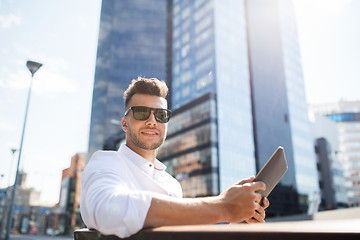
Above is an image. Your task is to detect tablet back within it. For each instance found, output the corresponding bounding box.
[254,147,288,197]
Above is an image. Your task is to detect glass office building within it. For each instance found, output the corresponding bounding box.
[245,0,318,214]
[89,0,319,216]
[88,0,169,157]
[278,0,319,209]
[279,0,320,209]
[171,0,255,192]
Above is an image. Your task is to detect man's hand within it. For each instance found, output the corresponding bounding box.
[245,197,269,223]
[238,176,270,223]
[218,176,268,223]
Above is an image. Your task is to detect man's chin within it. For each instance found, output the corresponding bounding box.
[144,143,163,150]
[135,140,164,151]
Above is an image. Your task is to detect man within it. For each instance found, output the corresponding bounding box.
[80,77,269,238]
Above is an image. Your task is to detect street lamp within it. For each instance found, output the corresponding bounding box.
[5,60,42,240]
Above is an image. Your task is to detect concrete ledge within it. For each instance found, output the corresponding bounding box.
[314,207,360,220]
[144,219,360,240]
[74,219,360,240]
[149,219,360,233]
[267,207,360,222]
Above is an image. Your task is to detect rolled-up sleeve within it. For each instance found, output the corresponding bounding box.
[80,154,153,238]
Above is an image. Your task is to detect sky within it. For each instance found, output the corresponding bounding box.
[294,0,360,104]
[0,0,359,205]
[0,0,101,205]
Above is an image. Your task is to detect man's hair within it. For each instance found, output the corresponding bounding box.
[123,77,169,108]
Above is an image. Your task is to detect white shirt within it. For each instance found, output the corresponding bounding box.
[80,144,182,238]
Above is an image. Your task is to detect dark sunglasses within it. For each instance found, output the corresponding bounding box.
[124,106,171,123]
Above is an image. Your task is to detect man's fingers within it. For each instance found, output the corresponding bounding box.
[250,181,266,191]
[245,218,258,224]
[247,212,265,223]
[261,197,270,209]
[245,202,266,224]
[255,203,266,219]
[253,213,265,223]
[236,176,255,185]
[255,192,263,203]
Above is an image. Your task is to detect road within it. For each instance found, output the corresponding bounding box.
[8,234,72,240]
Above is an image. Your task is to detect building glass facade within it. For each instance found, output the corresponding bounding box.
[278,0,319,208]
[88,0,169,157]
[171,0,255,193]
[246,0,318,215]
[171,0,216,109]
[158,93,219,197]
[213,0,256,191]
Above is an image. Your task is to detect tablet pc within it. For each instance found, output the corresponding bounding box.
[254,146,288,197]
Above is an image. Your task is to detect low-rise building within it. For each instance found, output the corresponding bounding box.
[54,153,85,235]
[310,100,360,207]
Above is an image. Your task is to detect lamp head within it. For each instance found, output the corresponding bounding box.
[26,60,43,77]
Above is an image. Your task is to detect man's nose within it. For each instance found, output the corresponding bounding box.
[145,111,157,125]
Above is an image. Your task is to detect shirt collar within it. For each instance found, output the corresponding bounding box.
[118,144,166,175]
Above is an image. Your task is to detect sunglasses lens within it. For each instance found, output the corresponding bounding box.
[133,107,151,120]
[155,109,170,123]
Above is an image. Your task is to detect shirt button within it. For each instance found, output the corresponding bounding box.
[149,164,152,167]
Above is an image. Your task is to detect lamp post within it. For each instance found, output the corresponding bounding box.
[5,61,42,240]
[7,148,17,187]
[0,149,17,240]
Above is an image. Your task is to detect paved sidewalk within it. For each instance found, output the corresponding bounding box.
[9,234,72,240]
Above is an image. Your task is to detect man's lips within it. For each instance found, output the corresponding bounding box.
[140,129,159,135]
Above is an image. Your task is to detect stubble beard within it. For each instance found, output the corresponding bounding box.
[128,129,165,150]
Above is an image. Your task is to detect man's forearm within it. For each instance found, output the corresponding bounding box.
[144,181,268,228]
[144,193,225,228]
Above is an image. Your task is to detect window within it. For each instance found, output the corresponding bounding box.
[182,85,190,97]
[194,1,213,21]
[195,43,213,61]
[181,44,190,58]
[196,73,213,90]
[181,70,192,83]
[195,57,212,75]
[182,32,190,44]
[182,6,190,20]
[182,58,190,70]
[173,27,180,39]
[195,15,211,35]
[195,28,212,47]
[173,4,180,15]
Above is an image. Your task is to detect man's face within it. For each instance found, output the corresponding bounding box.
[121,94,168,152]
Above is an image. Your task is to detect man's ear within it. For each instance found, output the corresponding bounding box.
[121,117,127,132]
